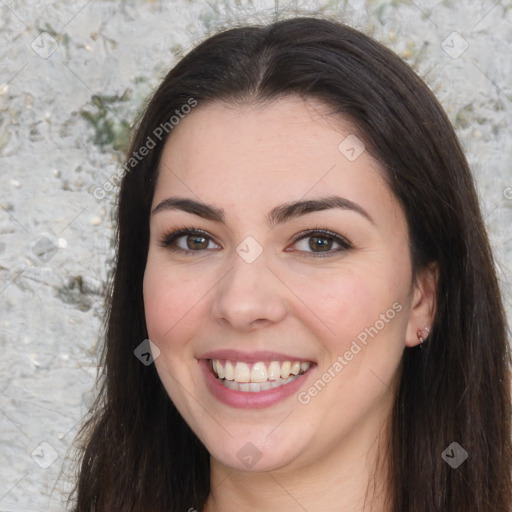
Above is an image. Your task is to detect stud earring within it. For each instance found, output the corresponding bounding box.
[417,326,430,346]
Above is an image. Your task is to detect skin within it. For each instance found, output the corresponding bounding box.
[143,96,437,511]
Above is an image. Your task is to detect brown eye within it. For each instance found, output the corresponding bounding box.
[185,234,209,250]
[289,229,352,257]
[308,236,333,252]
[159,228,220,253]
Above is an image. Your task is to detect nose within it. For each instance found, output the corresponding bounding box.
[211,249,288,332]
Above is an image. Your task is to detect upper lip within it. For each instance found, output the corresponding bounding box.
[198,349,315,364]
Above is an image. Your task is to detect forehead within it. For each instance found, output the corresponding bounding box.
[153,97,402,230]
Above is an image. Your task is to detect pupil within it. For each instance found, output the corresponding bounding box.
[309,236,331,252]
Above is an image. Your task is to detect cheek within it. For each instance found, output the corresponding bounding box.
[290,264,408,365]
[294,270,383,339]
[142,259,200,347]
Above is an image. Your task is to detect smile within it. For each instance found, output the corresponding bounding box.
[210,359,312,392]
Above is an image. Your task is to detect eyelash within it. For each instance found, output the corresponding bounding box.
[158,226,353,258]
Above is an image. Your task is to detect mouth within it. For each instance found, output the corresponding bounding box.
[208,358,313,392]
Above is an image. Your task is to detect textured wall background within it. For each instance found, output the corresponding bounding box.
[1,0,511,510]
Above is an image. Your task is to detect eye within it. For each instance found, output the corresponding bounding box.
[159,227,220,254]
[159,227,352,257]
[287,229,352,257]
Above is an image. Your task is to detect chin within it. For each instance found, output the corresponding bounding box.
[204,426,308,473]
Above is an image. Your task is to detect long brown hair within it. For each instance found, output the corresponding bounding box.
[70,16,512,511]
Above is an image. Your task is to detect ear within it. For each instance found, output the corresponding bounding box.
[405,262,438,348]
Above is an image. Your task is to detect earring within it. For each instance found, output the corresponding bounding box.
[417,326,430,346]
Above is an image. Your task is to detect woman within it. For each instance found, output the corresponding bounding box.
[71,16,512,511]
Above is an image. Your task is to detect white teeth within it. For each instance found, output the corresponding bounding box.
[210,359,312,387]
[267,361,281,381]
[234,362,251,382]
[219,374,299,392]
[250,362,268,382]
[301,362,311,372]
[290,361,301,375]
[280,361,291,379]
[216,360,225,379]
[224,361,235,381]
[223,379,238,390]
[258,381,273,391]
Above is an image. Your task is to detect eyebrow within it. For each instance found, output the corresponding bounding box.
[151,195,375,226]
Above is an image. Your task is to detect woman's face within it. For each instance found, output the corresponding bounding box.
[143,97,432,474]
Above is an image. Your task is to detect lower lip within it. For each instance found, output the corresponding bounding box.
[199,359,314,409]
